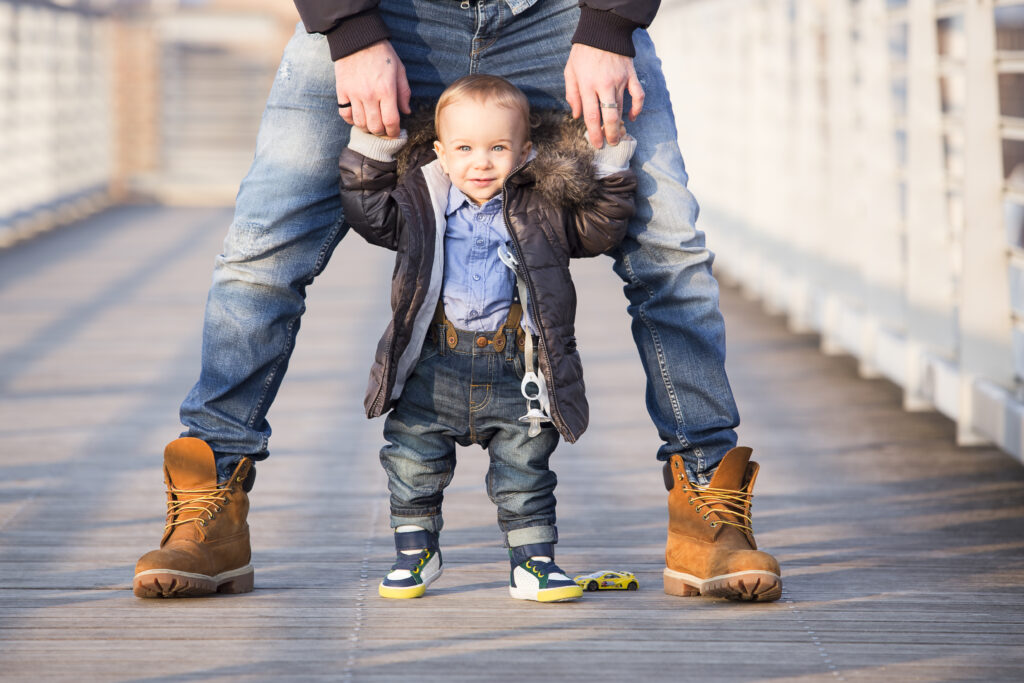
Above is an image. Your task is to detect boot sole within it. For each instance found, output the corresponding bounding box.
[663,567,782,602]
[133,565,254,598]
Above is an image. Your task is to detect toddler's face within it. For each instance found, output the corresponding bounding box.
[433,99,531,206]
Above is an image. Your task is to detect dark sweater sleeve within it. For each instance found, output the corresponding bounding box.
[572,1,661,58]
[293,1,390,61]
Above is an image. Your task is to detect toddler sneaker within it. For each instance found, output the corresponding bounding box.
[379,527,443,599]
[508,543,583,602]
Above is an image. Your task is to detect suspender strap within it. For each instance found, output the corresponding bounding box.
[431,298,525,352]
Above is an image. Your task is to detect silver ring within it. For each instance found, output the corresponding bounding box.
[600,101,619,108]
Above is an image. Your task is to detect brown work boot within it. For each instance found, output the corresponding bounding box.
[663,446,782,602]
[133,437,254,598]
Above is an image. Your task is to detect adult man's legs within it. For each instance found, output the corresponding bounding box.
[179,27,349,476]
[136,27,350,597]
[471,1,779,600]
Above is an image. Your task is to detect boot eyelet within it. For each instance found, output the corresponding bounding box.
[215,506,222,512]
[710,522,717,528]
[199,520,207,526]
[687,498,694,505]
[702,514,709,520]
[208,514,216,520]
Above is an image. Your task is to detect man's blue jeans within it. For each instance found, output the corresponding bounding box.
[381,327,560,548]
[180,0,740,486]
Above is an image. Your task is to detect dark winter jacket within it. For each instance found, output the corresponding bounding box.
[338,112,637,442]
[293,0,661,60]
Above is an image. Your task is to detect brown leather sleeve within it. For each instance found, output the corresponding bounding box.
[565,169,637,258]
[338,147,405,251]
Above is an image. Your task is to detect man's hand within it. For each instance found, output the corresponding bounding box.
[335,40,411,138]
[564,43,644,148]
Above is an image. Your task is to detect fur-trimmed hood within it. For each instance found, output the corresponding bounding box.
[338,107,637,443]
[395,108,613,210]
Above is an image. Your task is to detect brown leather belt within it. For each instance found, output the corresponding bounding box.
[431,299,526,352]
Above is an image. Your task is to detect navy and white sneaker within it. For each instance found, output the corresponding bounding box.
[508,543,583,602]
[379,528,443,599]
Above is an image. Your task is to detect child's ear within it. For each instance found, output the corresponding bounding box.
[433,140,448,173]
[520,140,532,163]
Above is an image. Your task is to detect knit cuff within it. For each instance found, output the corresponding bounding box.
[592,135,636,177]
[347,126,408,162]
[571,7,639,58]
[325,9,391,61]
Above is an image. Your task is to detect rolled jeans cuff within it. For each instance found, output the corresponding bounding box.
[391,513,443,535]
[506,525,558,548]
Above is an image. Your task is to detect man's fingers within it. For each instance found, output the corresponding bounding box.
[397,65,413,115]
[582,96,604,148]
[364,101,386,136]
[350,100,367,132]
[627,73,645,121]
[337,96,355,125]
[600,91,623,145]
[380,95,402,138]
[565,68,582,119]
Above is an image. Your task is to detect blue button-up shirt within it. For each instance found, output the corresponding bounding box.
[442,185,517,332]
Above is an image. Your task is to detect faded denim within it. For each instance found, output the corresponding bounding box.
[180,0,739,486]
[381,327,559,548]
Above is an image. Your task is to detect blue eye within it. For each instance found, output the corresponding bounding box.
[492,145,506,152]
[457,145,471,152]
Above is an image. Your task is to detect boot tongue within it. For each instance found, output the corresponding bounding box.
[708,447,753,491]
[163,437,218,490]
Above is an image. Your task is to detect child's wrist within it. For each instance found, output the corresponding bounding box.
[592,136,637,177]
[348,126,408,162]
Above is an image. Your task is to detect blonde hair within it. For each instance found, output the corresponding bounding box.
[435,74,531,140]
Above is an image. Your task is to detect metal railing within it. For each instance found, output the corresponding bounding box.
[0,0,113,247]
[651,0,1024,463]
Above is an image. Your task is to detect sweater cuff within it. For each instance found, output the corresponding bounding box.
[347,127,408,162]
[571,7,639,58]
[325,9,391,61]
[592,136,637,177]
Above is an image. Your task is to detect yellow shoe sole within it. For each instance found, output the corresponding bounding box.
[510,584,584,602]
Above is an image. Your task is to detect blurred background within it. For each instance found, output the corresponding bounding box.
[1,0,1023,464]
[0,0,298,240]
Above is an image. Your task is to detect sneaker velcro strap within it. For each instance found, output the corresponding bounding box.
[509,542,554,565]
[395,529,438,551]
[392,548,433,571]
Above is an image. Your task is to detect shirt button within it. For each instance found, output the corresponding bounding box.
[476,238,485,246]
[473,274,481,281]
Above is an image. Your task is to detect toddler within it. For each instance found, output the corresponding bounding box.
[338,74,636,602]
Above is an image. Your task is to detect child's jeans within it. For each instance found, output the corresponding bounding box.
[381,326,560,550]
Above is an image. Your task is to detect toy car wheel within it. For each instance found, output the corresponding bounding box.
[627,581,638,590]
[586,581,599,592]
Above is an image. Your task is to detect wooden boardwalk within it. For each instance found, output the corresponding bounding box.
[1,206,1023,682]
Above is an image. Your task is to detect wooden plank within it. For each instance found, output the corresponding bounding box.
[1,196,1023,683]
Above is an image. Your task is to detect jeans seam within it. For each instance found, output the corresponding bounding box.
[245,221,344,433]
[621,249,692,452]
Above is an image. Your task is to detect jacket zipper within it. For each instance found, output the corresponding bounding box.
[500,163,574,441]
[370,327,394,415]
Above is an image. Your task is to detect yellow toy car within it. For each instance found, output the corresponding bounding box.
[573,570,638,592]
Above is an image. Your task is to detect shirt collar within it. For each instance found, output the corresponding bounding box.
[446,183,503,217]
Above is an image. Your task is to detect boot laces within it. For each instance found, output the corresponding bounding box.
[165,485,229,532]
[690,483,753,533]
